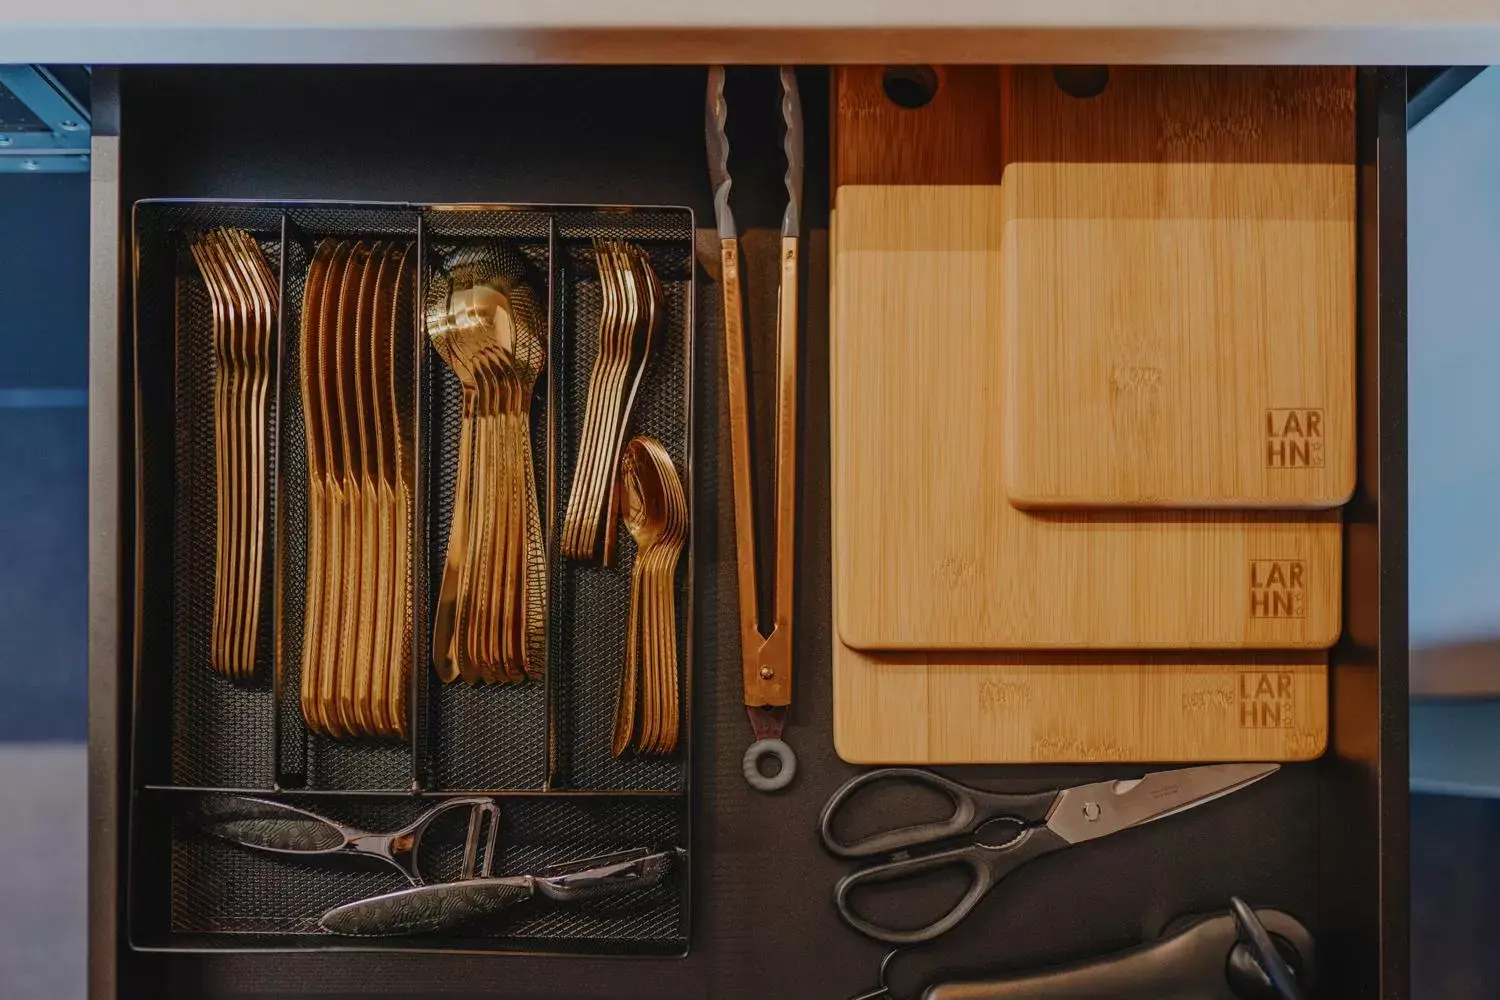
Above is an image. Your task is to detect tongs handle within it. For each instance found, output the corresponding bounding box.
[773,236,799,646]
[722,236,798,708]
[721,239,767,696]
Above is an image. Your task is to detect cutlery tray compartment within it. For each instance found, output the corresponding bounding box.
[129,789,689,954]
[128,198,695,953]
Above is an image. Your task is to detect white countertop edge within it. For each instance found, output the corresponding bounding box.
[6,23,1500,65]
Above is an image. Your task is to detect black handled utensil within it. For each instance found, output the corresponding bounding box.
[918,902,1314,1000]
[317,847,686,937]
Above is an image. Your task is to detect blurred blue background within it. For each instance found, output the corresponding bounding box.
[0,167,88,997]
[0,172,88,740]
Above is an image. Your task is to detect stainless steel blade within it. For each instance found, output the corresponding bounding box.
[706,64,736,240]
[779,66,803,239]
[1045,763,1279,845]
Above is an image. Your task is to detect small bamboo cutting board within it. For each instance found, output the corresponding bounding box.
[831,632,1329,763]
[832,67,1341,651]
[1002,66,1356,509]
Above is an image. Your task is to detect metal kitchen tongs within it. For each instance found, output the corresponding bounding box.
[707,66,802,792]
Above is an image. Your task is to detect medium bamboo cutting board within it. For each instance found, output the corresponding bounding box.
[1002,66,1356,509]
[831,66,1342,651]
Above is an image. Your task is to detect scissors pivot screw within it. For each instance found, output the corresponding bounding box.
[1082,801,1103,822]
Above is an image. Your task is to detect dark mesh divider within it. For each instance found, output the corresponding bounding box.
[285,203,417,240]
[275,233,312,783]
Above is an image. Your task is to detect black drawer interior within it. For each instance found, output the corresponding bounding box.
[101,65,1408,998]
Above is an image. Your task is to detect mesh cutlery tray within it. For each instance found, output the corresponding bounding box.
[127,199,695,955]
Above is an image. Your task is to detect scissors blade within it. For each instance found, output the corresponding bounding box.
[706,65,736,240]
[198,796,347,854]
[1045,763,1279,846]
[779,66,803,239]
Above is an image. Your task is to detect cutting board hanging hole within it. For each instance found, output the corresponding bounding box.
[881,66,939,109]
[1053,66,1110,99]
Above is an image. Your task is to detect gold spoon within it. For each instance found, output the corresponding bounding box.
[427,264,480,684]
[612,435,686,755]
[463,248,546,681]
[504,260,548,682]
[643,436,686,754]
[653,438,687,753]
[613,441,668,756]
[453,261,512,682]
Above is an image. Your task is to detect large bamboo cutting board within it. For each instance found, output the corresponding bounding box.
[831,635,1329,763]
[1002,66,1356,509]
[832,67,1342,652]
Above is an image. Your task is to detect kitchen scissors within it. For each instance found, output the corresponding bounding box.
[819,763,1279,944]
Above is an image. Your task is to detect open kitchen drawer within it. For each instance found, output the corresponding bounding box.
[88,66,1409,998]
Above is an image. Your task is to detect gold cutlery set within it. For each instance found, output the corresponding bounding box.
[298,240,415,740]
[191,228,278,681]
[427,246,549,687]
[613,436,687,757]
[562,241,665,565]
[194,226,684,754]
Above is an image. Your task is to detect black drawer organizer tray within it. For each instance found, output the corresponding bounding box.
[127,199,695,955]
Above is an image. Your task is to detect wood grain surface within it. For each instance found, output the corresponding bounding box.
[832,634,1329,763]
[831,66,1342,651]
[1001,66,1356,509]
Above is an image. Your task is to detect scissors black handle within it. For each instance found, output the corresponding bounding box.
[833,826,1071,945]
[819,768,1061,860]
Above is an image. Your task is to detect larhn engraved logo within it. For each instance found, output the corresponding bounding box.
[1240,671,1294,729]
[1249,559,1306,619]
[1266,408,1324,468]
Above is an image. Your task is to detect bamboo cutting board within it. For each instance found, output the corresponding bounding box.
[1002,66,1356,509]
[831,635,1329,763]
[831,66,1342,651]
